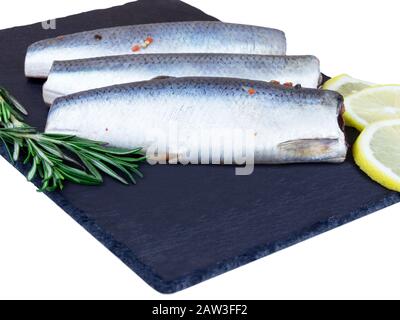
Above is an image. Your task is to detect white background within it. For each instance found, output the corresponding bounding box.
[0,0,399,300]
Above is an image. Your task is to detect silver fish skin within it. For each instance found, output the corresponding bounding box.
[43,54,320,104]
[45,77,347,164]
[25,21,286,78]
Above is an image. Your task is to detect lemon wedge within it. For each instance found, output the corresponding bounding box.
[353,119,400,192]
[344,85,400,130]
[322,74,373,97]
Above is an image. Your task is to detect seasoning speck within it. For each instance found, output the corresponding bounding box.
[248,88,256,95]
[132,45,141,52]
[94,34,103,41]
[145,36,154,45]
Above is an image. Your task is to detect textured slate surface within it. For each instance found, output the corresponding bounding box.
[0,0,399,294]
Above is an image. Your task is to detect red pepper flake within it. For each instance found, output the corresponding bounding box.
[131,45,141,52]
[284,82,293,87]
[132,36,154,52]
[248,88,256,95]
[270,80,281,85]
[56,35,65,40]
[145,36,153,45]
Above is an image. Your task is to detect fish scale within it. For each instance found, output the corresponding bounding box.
[25,21,286,78]
[45,77,347,164]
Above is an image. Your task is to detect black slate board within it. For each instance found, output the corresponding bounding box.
[1,0,399,294]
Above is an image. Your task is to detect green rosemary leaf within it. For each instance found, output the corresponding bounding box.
[129,166,144,179]
[0,87,28,116]
[42,184,58,193]
[13,141,20,162]
[89,145,144,156]
[76,154,102,181]
[37,140,64,157]
[4,103,11,121]
[58,165,101,185]
[53,169,64,181]
[27,159,37,181]
[29,140,54,166]
[35,157,44,179]
[38,140,82,168]
[39,179,50,192]
[39,134,77,143]
[88,157,129,185]
[43,153,63,165]
[43,160,53,181]
[113,155,147,164]
[5,127,35,134]
[1,100,11,124]
[61,136,105,147]
[24,142,34,164]
[105,157,137,184]
[111,158,144,179]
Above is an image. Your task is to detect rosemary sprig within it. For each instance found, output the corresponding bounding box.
[0,87,145,191]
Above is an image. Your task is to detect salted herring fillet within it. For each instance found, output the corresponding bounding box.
[25,21,286,78]
[43,54,320,104]
[45,77,347,165]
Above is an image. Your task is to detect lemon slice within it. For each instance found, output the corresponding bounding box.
[344,85,400,130]
[322,74,373,97]
[353,119,400,192]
